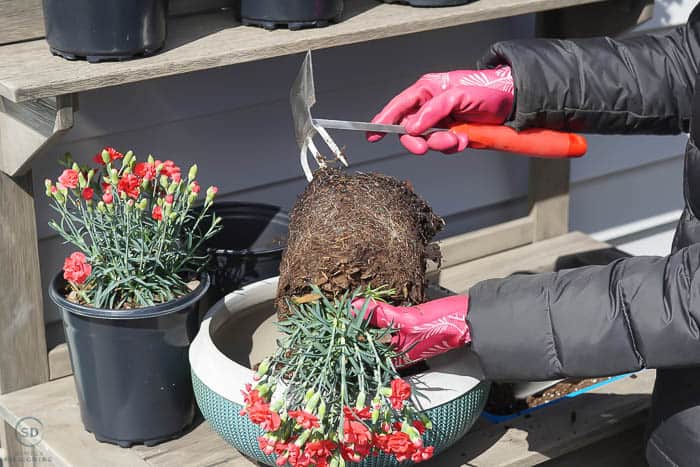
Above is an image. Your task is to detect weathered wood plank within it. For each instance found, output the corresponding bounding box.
[48,344,71,381]
[0,0,44,46]
[436,231,608,293]
[0,94,74,176]
[542,422,648,467]
[425,371,655,467]
[0,0,607,103]
[0,171,49,465]
[131,422,241,467]
[0,377,235,467]
[528,159,570,242]
[0,370,655,467]
[0,377,149,467]
[431,216,534,272]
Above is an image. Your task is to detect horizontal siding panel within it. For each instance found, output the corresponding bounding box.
[570,155,683,233]
[59,16,533,144]
[571,133,685,182]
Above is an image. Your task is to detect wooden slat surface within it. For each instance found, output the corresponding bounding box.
[427,371,655,467]
[0,371,654,467]
[437,231,609,293]
[48,344,71,381]
[0,171,49,462]
[0,0,44,46]
[0,0,606,102]
[431,216,535,272]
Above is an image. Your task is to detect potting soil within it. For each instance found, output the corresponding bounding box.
[277,168,443,316]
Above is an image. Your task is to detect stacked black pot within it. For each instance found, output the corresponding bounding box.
[202,202,289,302]
[240,0,344,30]
[380,0,475,5]
[42,0,169,62]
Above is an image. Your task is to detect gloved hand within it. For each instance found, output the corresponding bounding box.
[352,296,470,364]
[367,67,514,155]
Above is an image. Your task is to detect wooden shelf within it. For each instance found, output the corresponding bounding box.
[0,232,652,467]
[0,368,654,467]
[0,0,605,103]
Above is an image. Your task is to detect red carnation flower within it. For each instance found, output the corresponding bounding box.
[190,181,201,193]
[164,194,174,205]
[133,162,157,181]
[241,385,265,406]
[81,187,94,200]
[102,192,114,204]
[152,205,163,221]
[93,147,123,165]
[63,252,92,285]
[411,446,434,463]
[343,406,372,420]
[117,173,140,199]
[246,403,281,432]
[155,160,181,178]
[303,440,336,459]
[390,378,412,410]
[413,419,427,434]
[287,410,320,430]
[275,444,301,467]
[57,169,79,189]
[258,437,279,456]
[344,419,372,445]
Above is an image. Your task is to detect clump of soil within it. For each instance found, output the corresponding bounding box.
[485,378,611,415]
[276,168,443,317]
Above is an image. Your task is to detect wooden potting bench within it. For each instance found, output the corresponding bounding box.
[0,1,657,466]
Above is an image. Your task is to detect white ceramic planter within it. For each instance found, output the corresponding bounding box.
[190,277,490,466]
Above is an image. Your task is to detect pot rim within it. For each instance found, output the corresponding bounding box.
[205,201,289,257]
[189,276,485,410]
[49,271,210,320]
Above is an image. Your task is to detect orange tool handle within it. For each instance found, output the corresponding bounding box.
[449,122,587,158]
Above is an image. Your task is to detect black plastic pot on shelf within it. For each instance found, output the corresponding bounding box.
[42,0,169,62]
[240,0,344,30]
[49,273,209,447]
[379,0,475,6]
[204,202,289,302]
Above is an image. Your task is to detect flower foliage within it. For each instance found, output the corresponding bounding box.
[242,286,434,466]
[46,148,221,309]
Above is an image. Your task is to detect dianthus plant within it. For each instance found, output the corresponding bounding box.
[241,285,435,467]
[46,147,222,309]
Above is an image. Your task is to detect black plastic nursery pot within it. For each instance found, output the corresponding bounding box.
[380,0,475,6]
[240,0,344,30]
[42,0,169,62]
[204,202,289,302]
[49,273,209,447]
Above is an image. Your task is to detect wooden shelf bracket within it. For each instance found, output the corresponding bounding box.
[0,94,75,177]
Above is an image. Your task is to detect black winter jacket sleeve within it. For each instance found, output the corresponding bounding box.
[479,8,700,134]
[468,243,700,381]
[466,7,700,382]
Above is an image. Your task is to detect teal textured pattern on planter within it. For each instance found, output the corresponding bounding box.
[193,372,490,466]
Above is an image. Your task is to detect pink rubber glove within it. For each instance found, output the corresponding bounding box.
[367,67,515,155]
[352,296,470,364]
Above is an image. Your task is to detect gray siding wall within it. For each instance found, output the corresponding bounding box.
[30,2,692,329]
